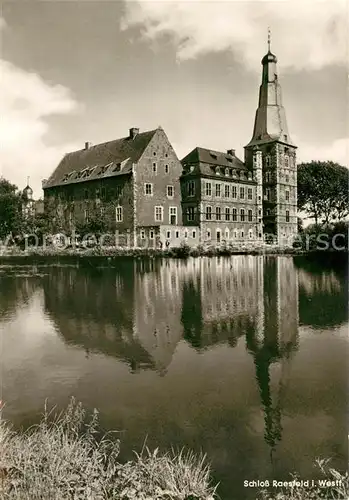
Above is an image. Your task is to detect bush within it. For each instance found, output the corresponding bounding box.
[0,398,217,500]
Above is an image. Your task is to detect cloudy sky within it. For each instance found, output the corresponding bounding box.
[0,0,347,197]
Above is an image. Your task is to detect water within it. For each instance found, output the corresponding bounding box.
[0,255,348,499]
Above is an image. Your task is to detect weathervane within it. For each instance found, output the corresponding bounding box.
[268,27,271,52]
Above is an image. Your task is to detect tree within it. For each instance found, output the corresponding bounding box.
[297,161,349,225]
[0,177,23,240]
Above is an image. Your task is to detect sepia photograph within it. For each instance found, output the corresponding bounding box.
[0,0,348,499]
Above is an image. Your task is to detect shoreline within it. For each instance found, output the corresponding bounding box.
[0,246,346,268]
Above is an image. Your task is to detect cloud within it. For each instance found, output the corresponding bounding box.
[121,0,347,71]
[0,21,81,198]
[296,137,349,167]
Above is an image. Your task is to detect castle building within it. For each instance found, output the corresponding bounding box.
[43,127,198,247]
[43,39,297,246]
[244,35,298,241]
[180,148,258,244]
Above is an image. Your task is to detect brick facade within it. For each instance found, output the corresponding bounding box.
[43,46,297,246]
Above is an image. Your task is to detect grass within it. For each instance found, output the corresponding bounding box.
[0,398,217,500]
[1,399,347,499]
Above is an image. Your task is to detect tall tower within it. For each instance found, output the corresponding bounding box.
[245,31,297,243]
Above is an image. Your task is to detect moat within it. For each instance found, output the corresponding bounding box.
[0,255,347,499]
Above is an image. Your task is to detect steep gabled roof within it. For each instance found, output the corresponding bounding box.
[44,129,158,189]
[181,147,248,178]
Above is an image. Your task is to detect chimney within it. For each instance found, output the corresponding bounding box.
[85,142,92,150]
[129,127,139,140]
[227,149,235,156]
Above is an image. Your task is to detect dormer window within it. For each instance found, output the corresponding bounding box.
[215,167,220,175]
[190,165,195,173]
[225,168,229,176]
[284,134,288,141]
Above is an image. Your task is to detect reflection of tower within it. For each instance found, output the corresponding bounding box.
[247,257,299,458]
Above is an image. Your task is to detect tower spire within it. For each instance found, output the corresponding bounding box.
[268,27,271,53]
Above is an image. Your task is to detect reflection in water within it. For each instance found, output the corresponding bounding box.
[0,256,347,499]
[246,257,299,459]
[41,256,302,455]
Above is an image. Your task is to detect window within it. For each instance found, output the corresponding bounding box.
[115,185,123,197]
[165,164,169,174]
[215,183,221,197]
[166,231,171,239]
[145,183,153,195]
[184,230,188,238]
[240,209,245,222]
[285,174,289,183]
[225,207,230,221]
[116,206,123,222]
[224,184,230,198]
[216,207,221,220]
[153,152,157,156]
[169,207,177,225]
[232,208,237,221]
[266,156,271,167]
[141,230,146,239]
[225,228,229,240]
[225,168,229,176]
[167,185,174,198]
[205,182,212,196]
[95,188,100,199]
[241,231,244,238]
[175,231,179,238]
[266,171,271,182]
[188,181,195,196]
[284,134,288,141]
[240,187,245,199]
[165,153,168,158]
[205,206,212,220]
[248,209,253,222]
[266,188,271,201]
[249,229,253,239]
[248,188,253,200]
[232,186,237,199]
[187,207,195,221]
[285,190,290,201]
[207,229,211,240]
[150,230,154,239]
[286,210,290,222]
[266,209,270,216]
[192,230,196,238]
[155,206,163,222]
[285,156,289,167]
[234,229,238,239]
[84,209,89,222]
[153,162,157,173]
